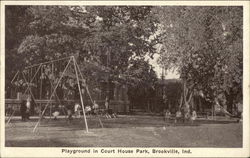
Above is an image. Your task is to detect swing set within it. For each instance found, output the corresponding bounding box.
[7,56,103,132]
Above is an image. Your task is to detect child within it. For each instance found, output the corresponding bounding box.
[164,110,171,122]
[85,105,92,116]
[52,104,60,120]
[104,98,111,118]
[190,110,197,124]
[92,100,99,115]
[20,99,27,121]
[74,103,81,118]
[175,110,182,123]
[184,111,191,122]
[105,97,109,110]
[25,96,31,120]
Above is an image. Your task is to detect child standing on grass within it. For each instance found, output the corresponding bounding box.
[25,96,31,120]
[92,100,99,115]
[164,110,171,122]
[104,97,111,118]
[190,110,197,124]
[74,102,81,118]
[175,110,182,123]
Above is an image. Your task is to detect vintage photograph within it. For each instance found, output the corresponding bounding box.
[3,4,244,150]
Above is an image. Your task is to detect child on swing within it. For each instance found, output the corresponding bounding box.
[85,105,92,116]
[52,104,60,120]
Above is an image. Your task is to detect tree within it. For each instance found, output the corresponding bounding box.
[162,79,182,112]
[126,59,158,111]
[6,6,160,101]
[157,6,243,113]
[5,6,32,95]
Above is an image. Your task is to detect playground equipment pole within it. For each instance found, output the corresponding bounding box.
[25,56,71,69]
[11,71,19,84]
[21,72,39,108]
[23,64,42,95]
[73,57,89,132]
[33,57,72,132]
[75,58,104,128]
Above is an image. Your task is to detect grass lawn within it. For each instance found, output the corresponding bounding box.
[5,115,242,147]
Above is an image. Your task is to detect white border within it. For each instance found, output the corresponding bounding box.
[0,1,249,157]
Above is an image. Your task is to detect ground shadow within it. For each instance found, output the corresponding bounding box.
[6,115,241,131]
[5,139,77,147]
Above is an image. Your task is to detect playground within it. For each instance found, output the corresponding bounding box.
[5,115,242,147]
[5,55,243,148]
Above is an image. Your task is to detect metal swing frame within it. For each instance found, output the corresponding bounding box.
[7,56,104,133]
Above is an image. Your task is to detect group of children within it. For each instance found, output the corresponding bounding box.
[164,109,197,124]
[20,98,116,121]
[84,100,99,116]
[85,100,117,118]
[52,100,117,121]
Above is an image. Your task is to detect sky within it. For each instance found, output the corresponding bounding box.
[146,53,180,79]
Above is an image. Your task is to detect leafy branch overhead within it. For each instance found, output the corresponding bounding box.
[5,6,243,113]
[6,6,160,88]
[157,6,242,110]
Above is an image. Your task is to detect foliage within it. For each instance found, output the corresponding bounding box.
[126,59,158,110]
[162,79,182,110]
[15,6,159,70]
[5,6,160,105]
[157,6,243,111]
[5,6,31,92]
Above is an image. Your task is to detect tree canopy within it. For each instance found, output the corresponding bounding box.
[126,58,158,110]
[5,6,160,93]
[6,6,243,113]
[157,6,243,112]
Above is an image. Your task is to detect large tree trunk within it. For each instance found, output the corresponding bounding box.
[182,80,193,111]
[181,79,195,121]
[147,101,150,112]
[225,91,234,113]
[198,97,203,112]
